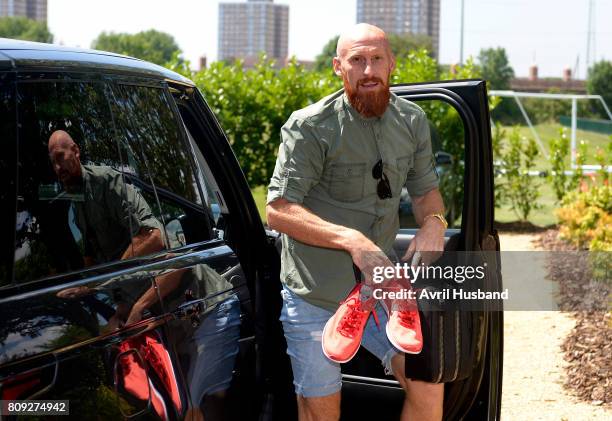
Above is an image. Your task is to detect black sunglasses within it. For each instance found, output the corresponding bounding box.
[372,159,392,199]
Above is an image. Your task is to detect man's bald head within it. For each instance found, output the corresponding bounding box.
[48,130,77,154]
[333,24,395,118]
[48,130,82,187]
[336,23,391,58]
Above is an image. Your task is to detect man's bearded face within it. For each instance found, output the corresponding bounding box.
[343,73,391,118]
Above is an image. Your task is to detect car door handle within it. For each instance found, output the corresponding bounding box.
[175,290,206,327]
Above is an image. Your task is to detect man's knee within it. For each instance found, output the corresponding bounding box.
[297,393,341,421]
[391,354,444,401]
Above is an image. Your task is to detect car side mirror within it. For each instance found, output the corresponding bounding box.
[435,151,452,166]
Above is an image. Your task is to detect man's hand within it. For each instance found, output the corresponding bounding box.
[402,216,445,266]
[267,199,397,284]
[346,231,394,285]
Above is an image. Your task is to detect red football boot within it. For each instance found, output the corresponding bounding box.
[322,283,379,363]
[380,280,423,354]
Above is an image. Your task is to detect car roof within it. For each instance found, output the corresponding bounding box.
[0,38,194,86]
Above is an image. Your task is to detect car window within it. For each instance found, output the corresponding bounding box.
[108,83,216,250]
[398,100,464,229]
[0,82,16,287]
[11,80,168,284]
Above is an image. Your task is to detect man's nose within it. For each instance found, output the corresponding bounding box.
[363,61,374,76]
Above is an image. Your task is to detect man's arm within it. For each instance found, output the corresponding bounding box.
[120,227,164,260]
[402,187,446,264]
[267,199,392,274]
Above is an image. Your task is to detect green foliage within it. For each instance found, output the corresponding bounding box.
[0,16,52,43]
[556,184,611,251]
[314,35,339,72]
[498,128,542,221]
[477,47,514,90]
[491,122,507,208]
[387,33,433,60]
[91,29,182,65]
[587,60,612,116]
[193,56,340,186]
[391,49,439,84]
[594,143,612,185]
[548,129,572,202]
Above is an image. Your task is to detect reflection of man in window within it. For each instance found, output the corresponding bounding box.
[48,130,164,265]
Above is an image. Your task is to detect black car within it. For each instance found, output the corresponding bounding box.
[0,39,503,420]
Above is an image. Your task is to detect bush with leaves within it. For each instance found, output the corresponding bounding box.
[556,184,611,249]
[491,122,507,208]
[0,16,52,43]
[193,56,339,186]
[498,129,541,220]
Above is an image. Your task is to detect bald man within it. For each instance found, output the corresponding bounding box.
[266,24,445,420]
[48,130,164,265]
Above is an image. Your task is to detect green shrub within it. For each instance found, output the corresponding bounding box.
[556,184,611,249]
[498,128,542,220]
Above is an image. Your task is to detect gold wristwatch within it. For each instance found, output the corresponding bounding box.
[424,213,448,229]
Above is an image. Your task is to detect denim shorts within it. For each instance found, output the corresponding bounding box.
[279,285,399,397]
[188,293,241,403]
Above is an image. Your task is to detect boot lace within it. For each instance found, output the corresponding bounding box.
[396,310,417,328]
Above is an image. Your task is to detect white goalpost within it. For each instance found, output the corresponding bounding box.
[488,90,612,173]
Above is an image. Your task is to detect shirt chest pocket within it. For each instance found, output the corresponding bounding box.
[328,162,366,202]
[390,155,414,195]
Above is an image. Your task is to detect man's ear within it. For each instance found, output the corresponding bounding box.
[332,56,343,77]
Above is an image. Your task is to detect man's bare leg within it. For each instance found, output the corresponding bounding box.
[297,392,341,421]
[391,354,444,421]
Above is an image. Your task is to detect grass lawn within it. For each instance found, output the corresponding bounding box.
[251,185,267,223]
[494,179,559,227]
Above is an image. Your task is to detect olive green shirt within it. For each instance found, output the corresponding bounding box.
[72,164,163,264]
[267,90,439,311]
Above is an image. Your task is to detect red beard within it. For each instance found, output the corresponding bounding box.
[344,75,391,118]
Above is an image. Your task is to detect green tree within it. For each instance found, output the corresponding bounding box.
[314,35,339,72]
[0,16,52,43]
[314,33,433,73]
[91,29,181,65]
[387,33,433,60]
[587,60,612,114]
[477,47,514,89]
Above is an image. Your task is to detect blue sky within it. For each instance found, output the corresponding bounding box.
[48,0,611,79]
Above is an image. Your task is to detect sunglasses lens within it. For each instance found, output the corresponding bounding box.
[372,159,382,179]
[377,179,392,199]
[372,159,392,199]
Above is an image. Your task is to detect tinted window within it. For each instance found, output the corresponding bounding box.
[14,82,120,282]
[12,81,168,283]
[0,82,16,286]
[109,84,214,249]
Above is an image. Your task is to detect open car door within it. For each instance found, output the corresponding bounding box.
[341,79,503,421]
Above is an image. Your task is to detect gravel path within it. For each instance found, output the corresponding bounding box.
[499,234,611,420]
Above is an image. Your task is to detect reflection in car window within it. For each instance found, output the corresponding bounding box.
[108,84,215,248]
[0,83,16,287]
[14,81,124,282]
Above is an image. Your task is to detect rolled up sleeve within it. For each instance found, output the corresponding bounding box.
[267,117,326,205]
[405,111,439,197]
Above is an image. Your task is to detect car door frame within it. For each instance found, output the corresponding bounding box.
[390,79,502,421]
